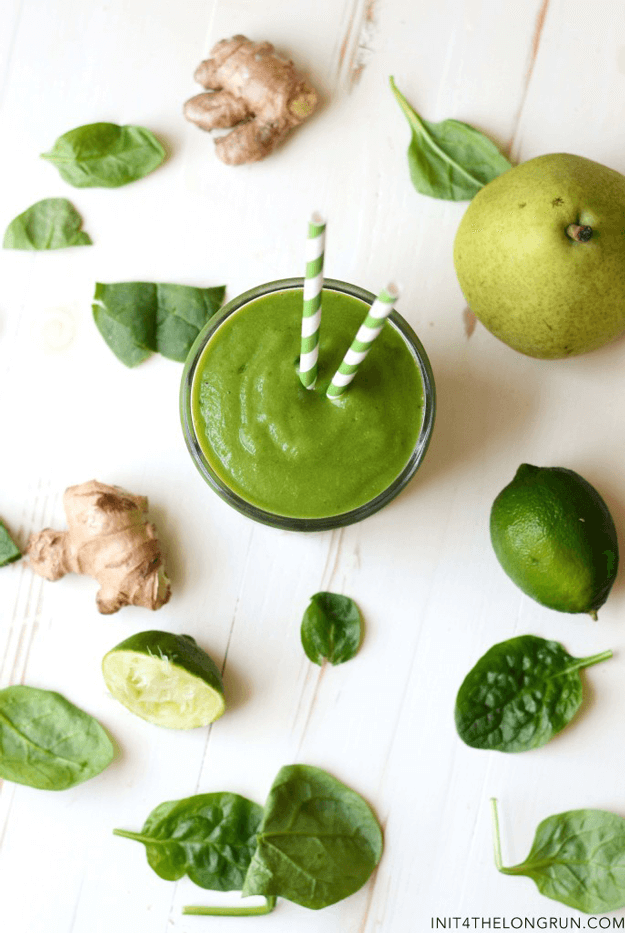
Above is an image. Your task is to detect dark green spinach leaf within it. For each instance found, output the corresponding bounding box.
[92,282,226,366]
[242,764,383,909]
[41,123,165,188]
[3,198,91,250]
[491,799,625,914]
[0,685,114,789]
[301,592,362,666]
[0,521,21,566]
[390,77,512,200]
[115,765,383,915]
[114,792,262,890]
[455,635,612,753]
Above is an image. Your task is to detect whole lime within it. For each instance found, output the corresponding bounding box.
[490,465,618,616]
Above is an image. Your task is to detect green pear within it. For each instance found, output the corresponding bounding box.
[453,153,625,358]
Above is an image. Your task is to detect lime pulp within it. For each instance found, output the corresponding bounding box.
[102,631,225,729]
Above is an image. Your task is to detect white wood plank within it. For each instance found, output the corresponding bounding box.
[2,0,625,930]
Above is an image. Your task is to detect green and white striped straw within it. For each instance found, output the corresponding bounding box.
[299,213,326,389]
[326,283,400,399]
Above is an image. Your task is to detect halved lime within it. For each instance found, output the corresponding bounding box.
[102,630,225,729]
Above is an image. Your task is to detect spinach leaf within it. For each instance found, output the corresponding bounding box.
[242,764,383,909]
[491,799,625,914]
[92,282,157,368]
[0,520,21,566]
[92,282,226,366]
[114,792,262,891]
[115,765,382,915]
[0,685,114,790]
[301,592,362,666]
[3,198,91,250]
[41,123,165,188]
[390,77,512,200]
[455,635,612,753]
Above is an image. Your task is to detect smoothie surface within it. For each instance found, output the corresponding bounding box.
[191,287,424,519]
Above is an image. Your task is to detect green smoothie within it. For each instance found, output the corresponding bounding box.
[189,285,426,521]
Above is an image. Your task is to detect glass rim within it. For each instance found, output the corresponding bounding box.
[180,277,436,532]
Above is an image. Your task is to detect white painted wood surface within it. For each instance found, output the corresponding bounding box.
[2,0,625,929]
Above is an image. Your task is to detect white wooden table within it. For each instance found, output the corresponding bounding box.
[2,1,625,930]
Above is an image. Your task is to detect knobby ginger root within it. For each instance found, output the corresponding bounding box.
[183,35,318,165]
[27,480,171,614]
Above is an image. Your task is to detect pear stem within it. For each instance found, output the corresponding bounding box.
[566,223,593,242]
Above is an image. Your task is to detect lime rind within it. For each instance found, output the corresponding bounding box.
[103,647,225,729]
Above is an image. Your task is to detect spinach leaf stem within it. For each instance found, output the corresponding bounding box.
[183,897,277,916]
[491,798,504,872]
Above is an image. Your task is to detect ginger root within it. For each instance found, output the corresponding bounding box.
[183,35,318,165]
[27,480,171,615]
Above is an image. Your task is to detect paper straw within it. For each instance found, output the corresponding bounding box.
[326,283,400,399]
[299,213,326,389]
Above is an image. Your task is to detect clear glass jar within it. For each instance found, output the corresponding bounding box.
[180,277,436,531]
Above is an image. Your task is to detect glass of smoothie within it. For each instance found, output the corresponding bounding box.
[180,278,435,531]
